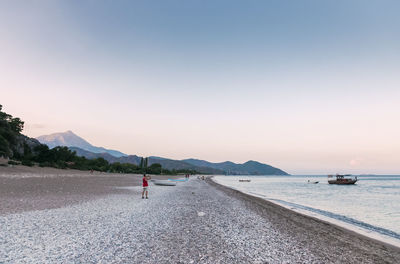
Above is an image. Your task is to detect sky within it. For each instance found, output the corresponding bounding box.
[1,1,399,174]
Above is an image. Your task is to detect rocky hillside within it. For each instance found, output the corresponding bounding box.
[0,105,41,159]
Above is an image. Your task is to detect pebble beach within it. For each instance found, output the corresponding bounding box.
[1,167,399,263]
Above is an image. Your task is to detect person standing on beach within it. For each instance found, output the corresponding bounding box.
[142,174,151,199]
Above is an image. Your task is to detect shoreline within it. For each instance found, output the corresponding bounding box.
[208,177,400,261]
[262,194,400,249]
[211,176,400,249]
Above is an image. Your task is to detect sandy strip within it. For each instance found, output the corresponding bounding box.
[1,172,399,263]
[0,166,177,215]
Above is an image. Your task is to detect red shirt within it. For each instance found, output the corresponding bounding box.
[143,177,148,187]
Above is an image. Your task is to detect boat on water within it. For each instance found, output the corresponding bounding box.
[328,174,357,185]
[307,180,319,184]
[153,180,177,186]
[239,179,251,182]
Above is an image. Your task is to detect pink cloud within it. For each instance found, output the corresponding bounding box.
[349,158,363,166]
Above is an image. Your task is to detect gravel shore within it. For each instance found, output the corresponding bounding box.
[1,170,399,263]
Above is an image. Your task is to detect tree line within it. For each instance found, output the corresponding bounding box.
[0,104,197,175]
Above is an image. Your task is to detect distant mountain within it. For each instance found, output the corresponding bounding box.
[183,159,289,175]
[148,156,224,174]
[69,147,119,161]
[39,131,288,175]
[69,147,141,164]
[36,131,127,157]
[70,147,224,174]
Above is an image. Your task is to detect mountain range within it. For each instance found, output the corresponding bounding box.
[182,159,288,175]
[37,131,289,175]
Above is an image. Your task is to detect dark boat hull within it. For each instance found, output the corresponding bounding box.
[328,180,357,185]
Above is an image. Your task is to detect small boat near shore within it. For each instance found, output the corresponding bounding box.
[328,174,357,185]
[168,178,188,182]
[307,180,319,184]
[153,180,177,186]
[239,179,251,182]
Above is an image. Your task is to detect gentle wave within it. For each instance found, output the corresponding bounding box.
[271,197,400,240]
[214,175,400,246]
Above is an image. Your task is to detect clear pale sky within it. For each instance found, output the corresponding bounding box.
[1,1,399,174]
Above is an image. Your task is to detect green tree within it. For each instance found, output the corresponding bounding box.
[0,135,10,157]
[147,163,162,174]
[9,117,24,133]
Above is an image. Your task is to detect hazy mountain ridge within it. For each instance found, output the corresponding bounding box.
[148,156,224,174]
[183,158,288,175]
[70,147,224,174]
[37,131,127,157]
[39,131,288,175]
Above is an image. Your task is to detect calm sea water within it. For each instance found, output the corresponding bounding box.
[214,175,400,244]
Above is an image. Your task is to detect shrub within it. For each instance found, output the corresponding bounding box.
[21,159,34,167]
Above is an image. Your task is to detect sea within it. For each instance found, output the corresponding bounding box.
[214,175,400,247]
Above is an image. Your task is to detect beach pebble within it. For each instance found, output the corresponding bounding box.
[197,211,206,217]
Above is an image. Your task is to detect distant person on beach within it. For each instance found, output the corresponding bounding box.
[142,174,151,199]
